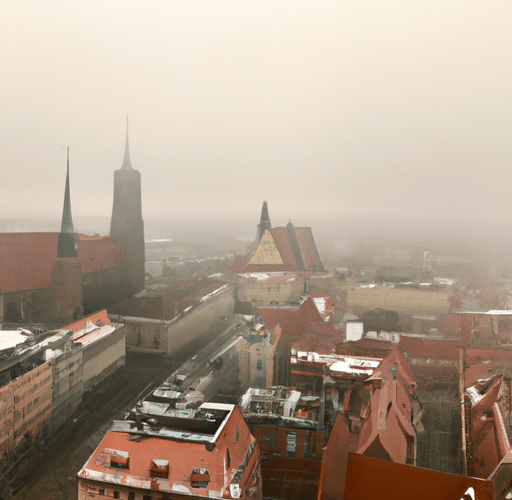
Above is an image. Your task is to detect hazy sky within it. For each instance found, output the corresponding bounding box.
[1,1,512,229]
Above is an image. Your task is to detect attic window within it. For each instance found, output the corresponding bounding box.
[150,459,169,478]
[191,468,211,488]
[110,450,130,469]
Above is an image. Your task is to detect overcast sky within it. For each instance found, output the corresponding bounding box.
[1,1,512,232]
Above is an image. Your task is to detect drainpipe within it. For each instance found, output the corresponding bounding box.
[459,347,468,476]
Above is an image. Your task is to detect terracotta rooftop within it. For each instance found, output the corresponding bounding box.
[0,232,119,294]
[78,402,260,498]
[245,224,324,273]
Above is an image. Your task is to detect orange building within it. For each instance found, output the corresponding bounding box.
[78,403,262,500]
[0,337,53,461]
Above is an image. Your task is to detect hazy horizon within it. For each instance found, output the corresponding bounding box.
[2,2,512,234]
[2,212,512,265]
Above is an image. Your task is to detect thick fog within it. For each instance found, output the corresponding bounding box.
[1,1,512,237]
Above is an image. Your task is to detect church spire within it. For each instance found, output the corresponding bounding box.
[61,148,74,234]
[256,200,271,242]
[58,147,78,258]
[121,116,133,170]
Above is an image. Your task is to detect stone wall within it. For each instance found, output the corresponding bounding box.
[341,284,451,316]
[113,285,235,357]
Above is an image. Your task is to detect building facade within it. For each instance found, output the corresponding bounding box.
[78,403,262,500]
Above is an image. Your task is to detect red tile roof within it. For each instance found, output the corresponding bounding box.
[294,227,324,271]
[258,296,335,338]
[0,232,59,293]
[0,232,119,294]
[321,349,422,499]
[342,453,494,500]
[245,225,324,273]
[63,309,111,334]
[78,234,119,274]
[78,404,260,498]
[268,227,297,268]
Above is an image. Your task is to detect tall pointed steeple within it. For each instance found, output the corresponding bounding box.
[256,200,272,242]
[57,147,78,258]
[121,116,133,170]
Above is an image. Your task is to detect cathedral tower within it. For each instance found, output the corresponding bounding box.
[51,147,83,322]
[110,119,145,298]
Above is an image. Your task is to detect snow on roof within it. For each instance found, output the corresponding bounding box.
[456,310,512,316]
[0,331,29,351]
[330,359,377,376]
[313,297,326,315]
[73,324,116,347]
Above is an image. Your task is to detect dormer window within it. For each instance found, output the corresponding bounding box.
[191,468,211,488]
[110,450,129,469]
[150,459,169,478]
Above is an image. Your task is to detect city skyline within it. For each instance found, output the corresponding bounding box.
[1,1,512,227]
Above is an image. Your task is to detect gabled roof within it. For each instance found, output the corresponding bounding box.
[0,232,60,293]
[0,232,119,294]
[78,234,119,274]
[258,294,337,340]
[62,310,116,347]
[78,404,259,498]
[343,453,494,500]
[63,309,111,334]
[246,223,324,273]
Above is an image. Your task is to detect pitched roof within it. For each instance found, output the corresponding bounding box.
[0,232,59,293]
[78,404,259,497]
[78,234,119,273]
[258,295,335,338]
[246,224,324,273]
[0,232,119,294]
[63,309,111,334]
[64,310,117,347]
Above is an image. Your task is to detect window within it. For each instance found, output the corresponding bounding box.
[99,489,105,496]
[149,459,169,478]
[128,493,135,500]
[226,448,231,469]
[304,432,310,458]
[262,429,277,448]
[143,496,152,500]
[113,492,119,499]
[286,432,297,458]
[191,468,211,488]
[109,450,129,469]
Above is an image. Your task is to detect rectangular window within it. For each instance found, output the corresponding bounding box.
[113,492,119,499]
[99,489,105,496]
[149,459,169,478]
[262,429,277,448]
[109,450,129,469]
[128,493,135,500]
[304,432,310,458]
[143,496,152,500]
[286,431,297,458]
